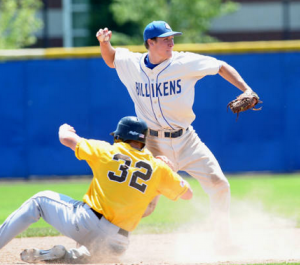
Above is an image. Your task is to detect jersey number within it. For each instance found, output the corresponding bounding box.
[108,154,153,193]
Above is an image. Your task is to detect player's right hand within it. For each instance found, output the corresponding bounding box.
[96,28,112,43]
[59,124,76,134]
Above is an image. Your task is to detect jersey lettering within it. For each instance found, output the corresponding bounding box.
[156,83,162,97]
[170,80,176,95]
[135,79,181,97]
[108,153,153,193]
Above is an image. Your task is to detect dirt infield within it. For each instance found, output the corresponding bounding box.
[1,199,300,264]
[1,227,300,265]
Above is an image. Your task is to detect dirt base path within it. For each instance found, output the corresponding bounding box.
[1,228,300,264]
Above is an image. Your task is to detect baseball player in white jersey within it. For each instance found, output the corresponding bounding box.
[96,21,260,252]
[0,116,192,263]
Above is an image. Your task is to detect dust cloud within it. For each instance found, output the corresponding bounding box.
[123,198,300,264]
[0,199,299,264]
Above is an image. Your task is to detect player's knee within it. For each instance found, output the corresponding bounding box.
[218,179,230,193]
[211,174,230,192]
[20,195,45,224]
[32,190,54,199]
[27,190,54,220]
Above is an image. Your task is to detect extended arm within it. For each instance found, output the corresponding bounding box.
[142,155,192,218]
[96,28,116,68]
[218,62,253,94]
[142,181,193,218]
[58,124,82,151]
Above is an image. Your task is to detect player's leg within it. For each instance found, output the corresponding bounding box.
[0,190,93,262]
[146,133,179,171]
[19,194,129,263]
[0,190,89,242]
[145,127,233,251]
[146,128,231,213]
[175,127,232,248]
[146,128,229,235]
[0,191,49,249]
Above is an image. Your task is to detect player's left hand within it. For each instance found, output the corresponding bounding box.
[227,91,262,120]
[156,155,175,171]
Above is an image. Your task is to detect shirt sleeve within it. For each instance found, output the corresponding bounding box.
[181,52,222,77]
[75,138,110,161]
[114,48,143,69]
[114,47,128,67]
[157,163,189,201]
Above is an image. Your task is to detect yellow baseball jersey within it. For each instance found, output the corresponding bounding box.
[75,139,189,231]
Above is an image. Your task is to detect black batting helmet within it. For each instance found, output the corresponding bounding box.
[110,116,148,144]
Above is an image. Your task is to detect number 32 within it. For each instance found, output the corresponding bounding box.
[108,154,153,193]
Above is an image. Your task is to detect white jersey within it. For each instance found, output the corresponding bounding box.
[113,47,231,251]
[114,48,222,130]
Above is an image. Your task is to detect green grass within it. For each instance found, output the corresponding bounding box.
[229,174,300,224]
[0,174,300,237]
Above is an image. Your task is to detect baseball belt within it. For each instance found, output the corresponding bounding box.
[149,127,189,138]
[90,208,129,237]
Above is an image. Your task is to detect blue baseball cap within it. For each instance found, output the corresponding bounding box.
[143,21,182,41]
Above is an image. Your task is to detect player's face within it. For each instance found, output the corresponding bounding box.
[152,36,174,60]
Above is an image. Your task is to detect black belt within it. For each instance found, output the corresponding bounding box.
[149,127,188,138]
[91,208,129,237]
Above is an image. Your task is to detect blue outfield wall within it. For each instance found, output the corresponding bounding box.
[0,51,299,178]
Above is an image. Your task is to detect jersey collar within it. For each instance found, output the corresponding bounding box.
[140,52,174,74]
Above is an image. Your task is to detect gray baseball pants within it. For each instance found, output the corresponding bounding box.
[0,190,129,262]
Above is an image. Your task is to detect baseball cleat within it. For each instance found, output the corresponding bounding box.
[20,245,66,263]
